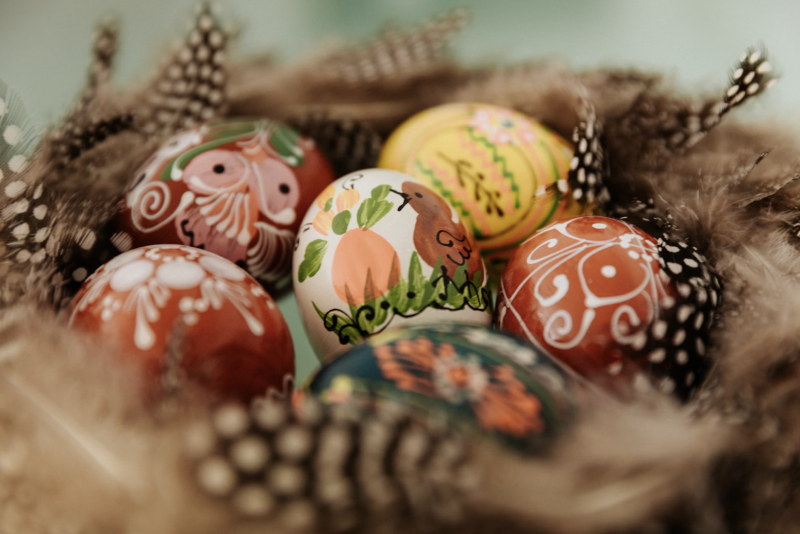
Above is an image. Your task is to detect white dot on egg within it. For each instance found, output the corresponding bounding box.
[592,223,607,229]
[110,260,155,291]
[601,265,616,278]
[179,297,194,313]
[156,261,205,289]
[199,254,245,281]
[628,251,640,260]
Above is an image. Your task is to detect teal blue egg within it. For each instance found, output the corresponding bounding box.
[305,324,576,452]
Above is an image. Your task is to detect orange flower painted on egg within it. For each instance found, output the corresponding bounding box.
[312,210,334,236]
[336,189,361,212]
[373,337,544,437]
[332,228,401,306]
[315,185,336,210]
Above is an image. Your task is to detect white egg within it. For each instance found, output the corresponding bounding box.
[292,169,493,362]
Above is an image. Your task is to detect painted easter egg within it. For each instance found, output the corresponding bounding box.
[116,118,336,295]
[378,103,595,278]
[304,324,575,452]
[495,216,720,400]
[292,169,493,362]
[70,245,294,401]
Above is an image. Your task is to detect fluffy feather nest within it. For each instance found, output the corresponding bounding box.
[0,7,799,534]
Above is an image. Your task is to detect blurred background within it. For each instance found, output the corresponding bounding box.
[0,0,796,383]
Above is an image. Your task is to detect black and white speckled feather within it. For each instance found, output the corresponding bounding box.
[611,46,776,168]
[566,91,610,210]
[316,10,469,86]
[47,23,135,169]
[287,113,384,177]
[187,398,477,531]
[614,203,722,400]
[138,6,229,135]
[0,81,37,176]
[678,46,776,151]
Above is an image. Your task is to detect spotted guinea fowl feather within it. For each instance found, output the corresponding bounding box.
[187,398,476,531]
[566,89,610,210]
[0,80,37,177]
[137,5,229,135]
[612,46,777,168]
[314,9,469,86]
[48,22,135,169]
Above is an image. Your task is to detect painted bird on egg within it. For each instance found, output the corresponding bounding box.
[495,216,719,400]
[116,118,335,294]
[293,169,493,362]
[378,103,601,279]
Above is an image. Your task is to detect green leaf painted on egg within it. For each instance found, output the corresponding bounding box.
[298,239,327,282]
[269,122,305,167]
[356,185,394,229]
[332,210,351,235]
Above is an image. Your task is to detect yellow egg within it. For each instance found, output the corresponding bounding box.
[379,103,591,278]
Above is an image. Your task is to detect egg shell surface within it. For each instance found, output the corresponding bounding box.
[495,216,693,396]
[116,118,335,295]
[292,169,493,363]
[378,103,589,278]
[305,324,575,452]
[70,245,294,401]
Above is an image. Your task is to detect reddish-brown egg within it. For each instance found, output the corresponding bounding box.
[495,215,716,399]
[115,118,335,295]
[70,245,294,402]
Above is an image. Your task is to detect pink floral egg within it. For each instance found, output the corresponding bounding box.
[116,118,335,295]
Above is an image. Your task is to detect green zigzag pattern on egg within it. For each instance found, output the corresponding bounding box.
[464,126,520,209]
[414,159,479,235]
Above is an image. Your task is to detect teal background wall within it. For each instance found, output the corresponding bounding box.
[0,0,795,383]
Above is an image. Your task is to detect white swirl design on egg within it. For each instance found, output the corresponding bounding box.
[503,218,669,351]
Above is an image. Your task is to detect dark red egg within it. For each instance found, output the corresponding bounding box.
[70,245,295,402]
[115,118,335,295]
[495,215,719,400]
